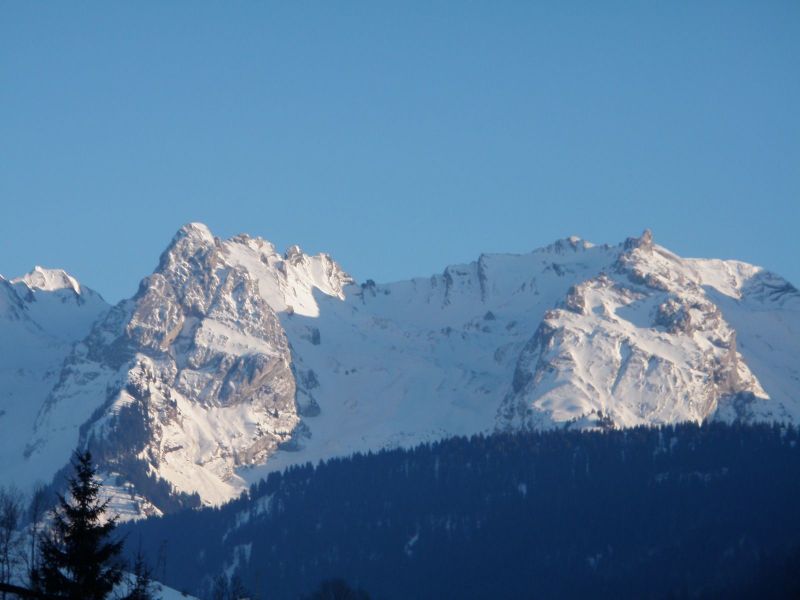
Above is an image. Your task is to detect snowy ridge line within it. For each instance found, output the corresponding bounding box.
[0,224,798,519]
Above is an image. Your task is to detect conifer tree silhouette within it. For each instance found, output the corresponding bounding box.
[33,451,123,599]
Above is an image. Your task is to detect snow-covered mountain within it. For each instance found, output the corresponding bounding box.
[1,225,798,518]
[0,268,109,490]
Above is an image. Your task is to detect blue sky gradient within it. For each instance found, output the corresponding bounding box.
[2,2,798,301]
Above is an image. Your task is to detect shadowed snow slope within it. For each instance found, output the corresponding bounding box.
[0,270,108,490]
[1,225,798,518]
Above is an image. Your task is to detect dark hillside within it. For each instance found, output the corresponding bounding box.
[122,422,800,599]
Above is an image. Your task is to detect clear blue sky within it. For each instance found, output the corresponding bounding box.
[2,2,798,302]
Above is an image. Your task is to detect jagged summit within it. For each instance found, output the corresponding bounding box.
[566,235,593,249]
[0,226,798,520]
[626,228,654,249]
[284,244,304,261]
[156,222,217,272]
[175,221,215,243]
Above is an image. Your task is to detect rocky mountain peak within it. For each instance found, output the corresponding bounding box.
[623,228,654,251]
[544,236,595,255]
[155,222,216,270]
[176,221,215,243]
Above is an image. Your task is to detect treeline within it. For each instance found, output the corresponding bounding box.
[123,421,800,599]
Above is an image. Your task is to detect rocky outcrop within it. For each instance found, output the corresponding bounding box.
[27,224,324,515]
[499,232,777,431]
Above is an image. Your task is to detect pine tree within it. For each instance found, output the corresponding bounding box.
[27,483,48,581]
[210,575,230,600]
[122,550,157,600]
[0,486,24,598]
[229,574,252,600]
[33,451,124,599]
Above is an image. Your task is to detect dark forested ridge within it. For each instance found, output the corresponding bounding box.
[122,423,800,599]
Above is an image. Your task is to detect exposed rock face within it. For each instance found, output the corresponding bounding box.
[498,232,789,431]
[29,224,306,515]
[1,225,799,518]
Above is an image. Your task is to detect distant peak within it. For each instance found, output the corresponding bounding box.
[176,222,215,242]
[545,236,593,254]
[155,223,218,275]
[163,222,216,253]
[623,229,654,251]
[13,266,82,294]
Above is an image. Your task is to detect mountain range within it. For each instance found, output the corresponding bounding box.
[1,224,798,517]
